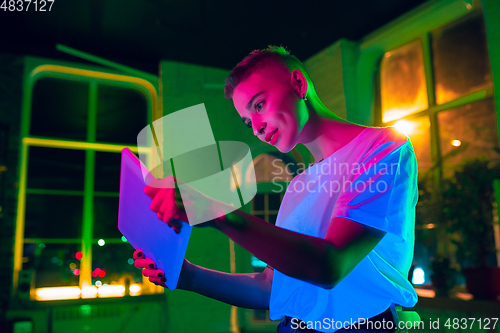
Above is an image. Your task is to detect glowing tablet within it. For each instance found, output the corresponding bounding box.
[118,148,192,290]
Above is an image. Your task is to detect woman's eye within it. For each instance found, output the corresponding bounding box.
[255,101,265,112]
[246,121,252,128]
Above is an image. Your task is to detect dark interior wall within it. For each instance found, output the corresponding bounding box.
[0,53,23,327]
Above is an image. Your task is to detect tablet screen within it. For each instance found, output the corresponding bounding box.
[118,148,192,290]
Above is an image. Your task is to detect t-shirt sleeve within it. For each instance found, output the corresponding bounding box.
[331,139,418,242]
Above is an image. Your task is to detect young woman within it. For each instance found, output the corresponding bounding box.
[133,46,419,332]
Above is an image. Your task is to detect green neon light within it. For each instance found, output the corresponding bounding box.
[56,44,158,84]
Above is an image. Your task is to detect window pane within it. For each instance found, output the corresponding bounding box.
[268,214,277,225]
[23,243,81,288]
[92,243,141,286]
[380,39,428,123]
[31,78,89,140]
[253,194,264,211]
[94,152,121,193]
[25,194,83,239]
[96,85,148,144]
[268,193,282,211]
[27,147,85,191]
[437,99,499,178]
[432,12,492,105]
[394,117,432,178]
[93,196,122,239]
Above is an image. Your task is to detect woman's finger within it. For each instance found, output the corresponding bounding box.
[133,250,144,260]
[149,276,167,285]
[144,185,161,200]
[160,192,175,217]
[150,189,168,213]
[167,218,183,234]
[142,268,165,278]
[134,258,156,269]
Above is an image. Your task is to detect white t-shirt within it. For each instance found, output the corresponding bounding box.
[269,126,419,332]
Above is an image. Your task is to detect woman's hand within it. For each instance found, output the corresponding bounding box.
[133,249,192,289]
[144,176,232,233]
[144,176,189,234]
[133,249,167,286]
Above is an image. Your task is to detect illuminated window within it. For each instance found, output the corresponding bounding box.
[437,99,499,178]
[378,10,494,180]
[380,39,428,123]
[393,117,432,177]
[17,64,158,300]
[377,9,495,287]
[432,12,492,105]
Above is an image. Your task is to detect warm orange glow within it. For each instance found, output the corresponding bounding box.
[36,287,81,301]
[415,288,435,298]
[97,285,126,298]
[451,140,461,147]
[81,286,98,298]
[392,120,416,136]
[416,287,473,300]
[435,84,461,106]
[230,164,242,192]
[456,292,473,300]
[129,284,142,296]
[381,40,428,123]
[34,284,135,300]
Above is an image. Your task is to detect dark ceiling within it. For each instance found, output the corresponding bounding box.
[1,0,429,75]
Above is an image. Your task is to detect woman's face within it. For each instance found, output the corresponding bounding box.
[232,66,308,153]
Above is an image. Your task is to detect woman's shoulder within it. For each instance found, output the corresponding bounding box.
[354,126,410,165]
[363,126,409,150]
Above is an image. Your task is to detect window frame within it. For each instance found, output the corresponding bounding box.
[371,6,494,185]
[371,4,496,282]
[13,57,159,300]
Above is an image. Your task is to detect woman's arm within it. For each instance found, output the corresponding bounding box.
[213,209,386,290]
[136,251,273,309]
[144,178,385,290]
[182,263,273,309]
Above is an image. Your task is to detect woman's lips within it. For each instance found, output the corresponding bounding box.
[270,129,279,145]
[265,128,278,142]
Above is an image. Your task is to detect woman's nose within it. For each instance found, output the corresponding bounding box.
[254,122,266,137]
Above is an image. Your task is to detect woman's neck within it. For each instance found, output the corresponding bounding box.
[299,96,366,162]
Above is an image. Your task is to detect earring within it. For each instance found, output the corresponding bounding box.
[302,94,307,101]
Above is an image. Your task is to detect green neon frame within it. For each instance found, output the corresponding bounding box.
[13,61,158,295]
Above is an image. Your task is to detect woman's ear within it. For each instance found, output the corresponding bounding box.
[290,69,308,99]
